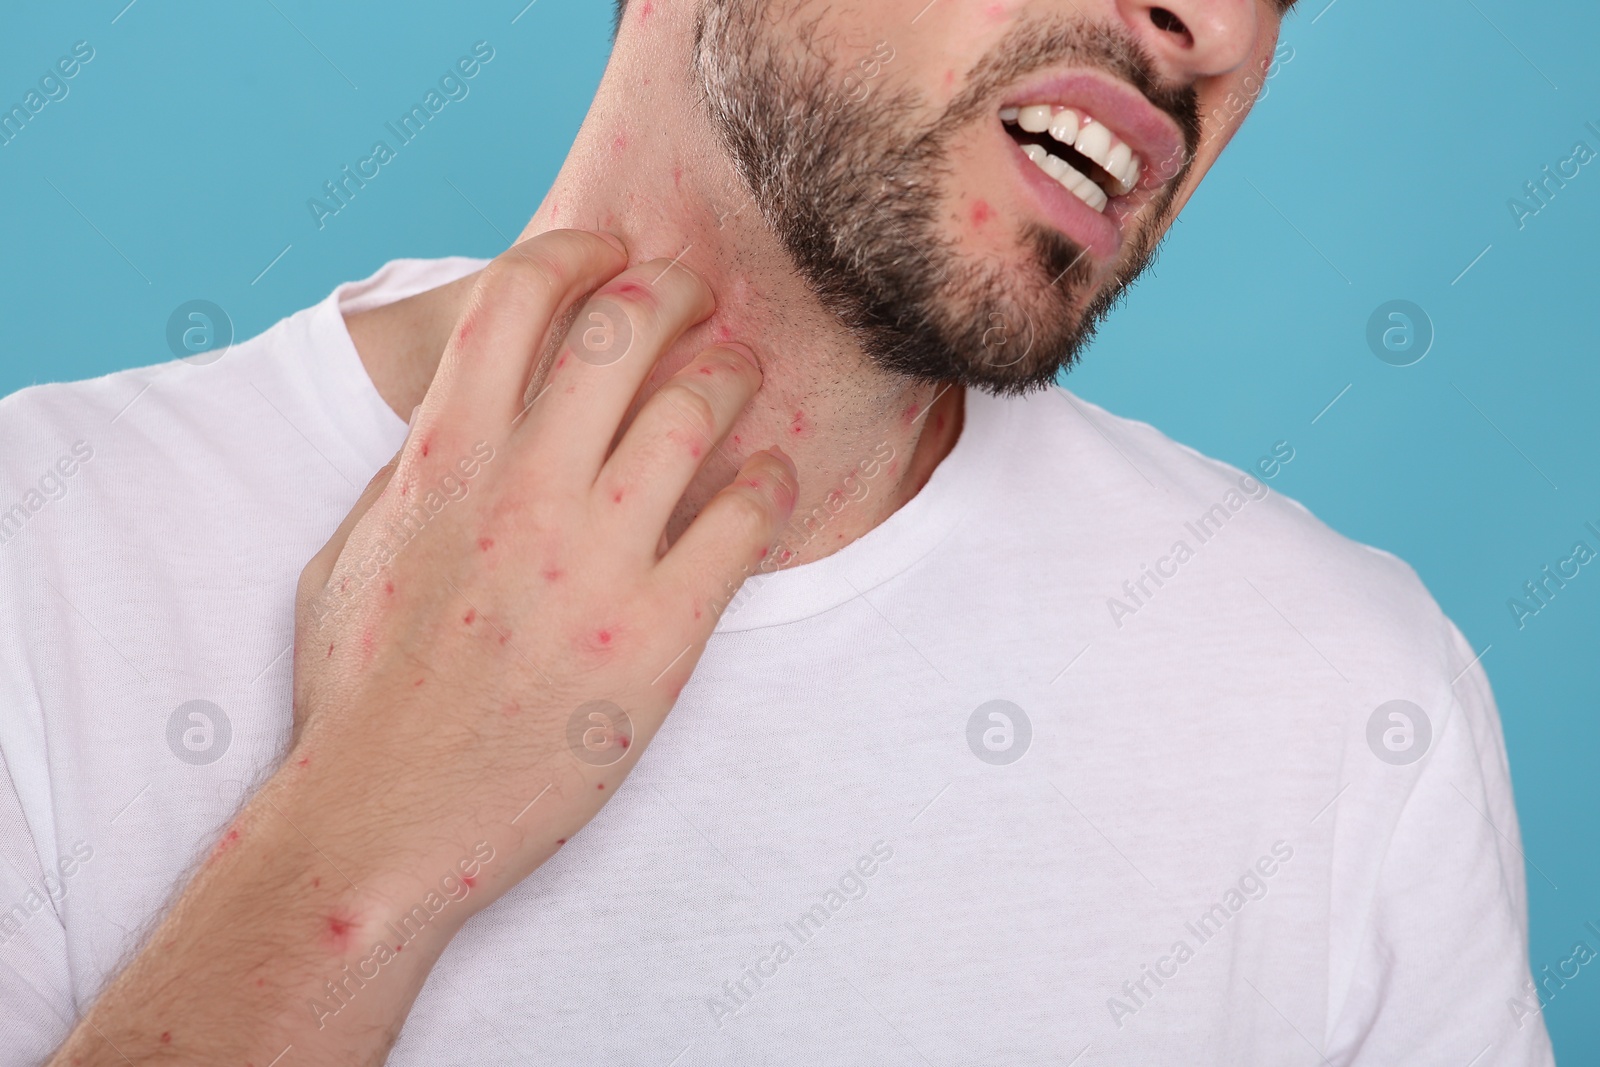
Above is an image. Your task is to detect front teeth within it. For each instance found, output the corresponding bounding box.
[1004,104,1144,211]
[1021,143,1107,212]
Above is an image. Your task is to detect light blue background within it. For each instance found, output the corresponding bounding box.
[2,0,1596,1057]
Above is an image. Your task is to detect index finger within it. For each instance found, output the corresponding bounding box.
[422,229,630,432]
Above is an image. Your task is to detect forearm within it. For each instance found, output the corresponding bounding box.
[48,770,481,1067]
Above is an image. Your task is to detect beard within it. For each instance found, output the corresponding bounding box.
[692,1,1202,396]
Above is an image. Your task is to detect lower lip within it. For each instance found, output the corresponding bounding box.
[1001,125,1122,262]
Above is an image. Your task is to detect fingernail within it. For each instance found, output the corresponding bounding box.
[596,230,628,255]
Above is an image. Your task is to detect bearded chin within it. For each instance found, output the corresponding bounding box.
[692,0,1178,397]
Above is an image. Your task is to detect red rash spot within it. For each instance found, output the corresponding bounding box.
[613,134,628,152]
[463,609,477,625]
[360,628,374,661]
[611,281,649,299]
[789,410,810,436]
[612,489,625,504]
[325,916,355,953]
[617,735,630,749]
[420,439,431,458]
[758,546,768,558]
[215,829,240,854]
[556,839,566,846]
[312,877,320,887]
[413,678,425,687]
[297,756,310,768]
[456,315,475,345]
[256,978,265,986]
[462,875,476,888]
[499,634,510,645]
[698,366,715,376]
[732,434,742,445]
[326,643,334,658]
[694,607,703,619]
[541,567,564,582]
[478,538,495,552]
[673,166,683,186]
[970,199,994,226]
[384,581,395,596]
[640,0,654,18]
[596,629,613,646]
[555,354,568,370]
[690,444,703,459]
[160,1033,171,1045]
[502,701,520,718]
[943,68,956,89]
[597,783,605,790]
[744,479,762,490]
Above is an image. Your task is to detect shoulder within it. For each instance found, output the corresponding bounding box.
[1000,385,1470,690]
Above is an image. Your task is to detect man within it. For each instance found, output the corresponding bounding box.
[0,0,1552,1063]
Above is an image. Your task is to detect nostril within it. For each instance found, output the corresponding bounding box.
[1150,7,1193,41]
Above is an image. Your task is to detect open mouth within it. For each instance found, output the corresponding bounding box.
[1000,105,1144,215]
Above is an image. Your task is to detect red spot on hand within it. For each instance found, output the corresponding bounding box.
[502,701,521,718]
[462,875,476,888]
[214,829,241,856]
[597,783,605,790]
[456,314,475,346]
[698,366,715,376]
[297,756,310,768]
[970,199,994,227]
[160,1032,171,1045]
[385,581,395,596]
[617,735,630,749]
[463,609,477,625]
[610,281,649,299]
[612,134,628,152]
[612,489,625,504]
[541,567,564,582]
[595,629,613,646]
[555,353,568,370]
[478,537,495,552]
[413,677,425,687]
[420,438,431,458]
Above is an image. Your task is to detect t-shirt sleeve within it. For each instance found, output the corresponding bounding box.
[0,746,75,1066]
[1327,622,1555,1066]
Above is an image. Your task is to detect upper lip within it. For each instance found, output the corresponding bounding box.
[1000,69,1187,191]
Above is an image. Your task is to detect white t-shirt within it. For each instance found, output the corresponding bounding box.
[0,258,1554,1066]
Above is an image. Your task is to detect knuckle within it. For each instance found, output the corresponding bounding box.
[723,489,773,539]
[484,246,565,303]
[660,383,718,440]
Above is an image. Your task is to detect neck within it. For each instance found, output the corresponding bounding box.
[349,7,965,565]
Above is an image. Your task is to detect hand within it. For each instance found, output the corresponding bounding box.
[290,228,797,922]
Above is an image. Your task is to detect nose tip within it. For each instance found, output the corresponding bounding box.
[1122,0,1261,79]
